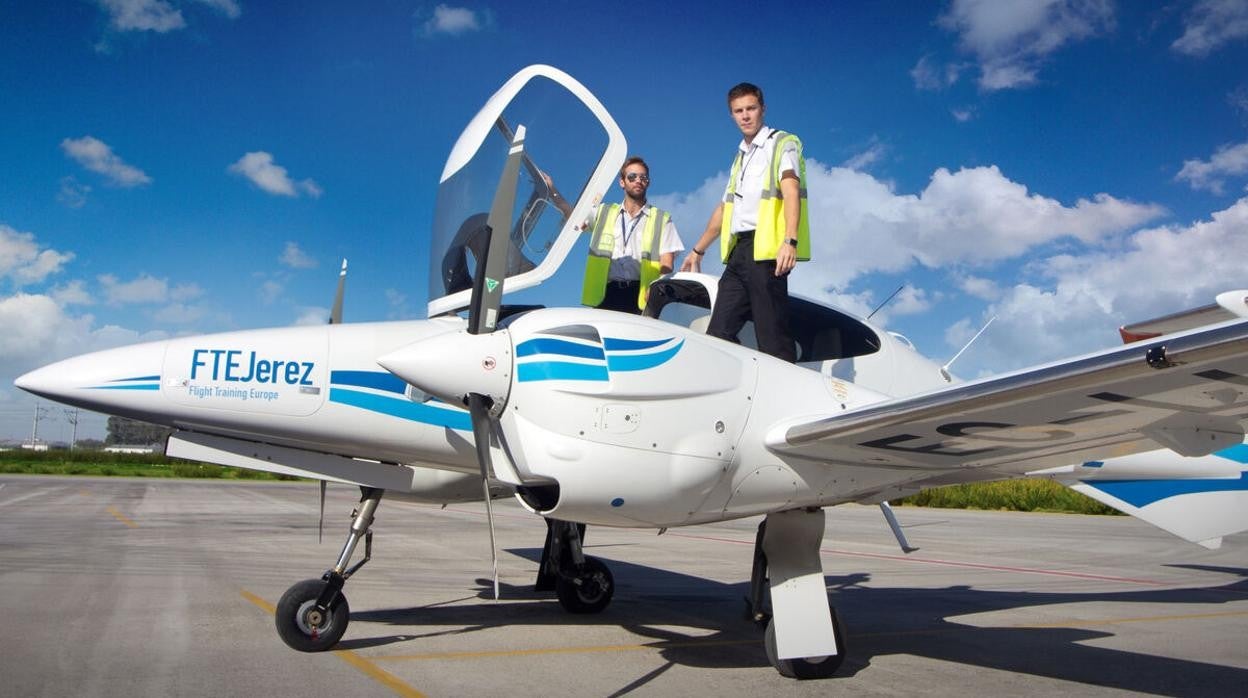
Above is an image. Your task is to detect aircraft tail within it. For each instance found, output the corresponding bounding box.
[1037,447,1248,549]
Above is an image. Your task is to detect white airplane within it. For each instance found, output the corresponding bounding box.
[15,65,1248,680]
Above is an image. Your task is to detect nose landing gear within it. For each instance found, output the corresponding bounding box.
[275,487,382,652]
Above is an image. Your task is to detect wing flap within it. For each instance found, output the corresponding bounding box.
[768,319,1248,473]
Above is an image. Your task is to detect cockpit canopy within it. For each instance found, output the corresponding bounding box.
[427,66,625,317]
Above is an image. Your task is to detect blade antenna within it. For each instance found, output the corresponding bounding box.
[867,284,905,320]
[329,259,347,324]
[941,315,996,382]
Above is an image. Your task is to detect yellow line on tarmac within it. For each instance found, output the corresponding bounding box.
[239,590,427,698]
[376,638,756,662]
[106,506,137,528]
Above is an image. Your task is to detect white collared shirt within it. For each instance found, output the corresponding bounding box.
[601,202,685,281]
[726,125,799,234]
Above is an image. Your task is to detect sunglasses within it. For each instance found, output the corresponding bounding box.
[624,172,649,182]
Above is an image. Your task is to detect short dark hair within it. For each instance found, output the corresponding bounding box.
[727,82,764,106]
[619,156,649,180]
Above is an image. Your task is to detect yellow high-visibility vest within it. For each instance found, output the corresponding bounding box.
[581,203,671,310]
[719,130,810,262]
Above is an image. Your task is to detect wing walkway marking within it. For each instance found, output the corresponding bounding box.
[854,608,1248,639]
[239,590,427,698]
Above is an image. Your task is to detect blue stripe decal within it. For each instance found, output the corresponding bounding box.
[330,388,470,431]
[607,340,683,372]
[603,337,671,351]
[1213,443,1248,464]
[518,361,609,382]
[112,375,160,382]
[330,370,407,395]
[1082,461,1104,468]
[1084,472,1248,508]
[516,338,605,361]
[88,384,159,391]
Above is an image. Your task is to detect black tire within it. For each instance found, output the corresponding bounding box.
[764,608,846,679]
[275,579,350,652]
[555,556,614,614]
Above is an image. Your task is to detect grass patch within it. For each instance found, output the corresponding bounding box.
[895,478,1121,515]
[0,450,299,480]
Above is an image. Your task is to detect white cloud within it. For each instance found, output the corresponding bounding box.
[229,152,322,198]
[279,241,317,269]
[153,302,205,324]
[951,107,976,122]
[98,273,169,304]
[61,136,152,188]
[1172,0,1248,57]
[1175,141,1248,194]
[51,280,94,306]
[938,0,1114,90]
[259,279,282,305]
[955,273,1001,301]
[910,54,963,90]
[57,177,91,208]
[294,307,329,325]
[964,196,1248,374]
[98,0,185,32]
[0,224,75,285]
[422,4,485,37]
[192,0,241,19]
[840,139,887,171]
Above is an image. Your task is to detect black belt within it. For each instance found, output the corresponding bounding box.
[607,279,640,289]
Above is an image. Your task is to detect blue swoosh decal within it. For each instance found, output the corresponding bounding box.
[518,362,609,382]
[1083,471,1248,508]
[331,370,407,395]
[329,388,470,430]
[516,338,605,361]
[606,340,683,371]
[603,337,672,351]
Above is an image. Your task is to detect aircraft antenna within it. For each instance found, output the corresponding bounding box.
[866,284,905,320]
[329,259,347,324]
[941,315,996,382]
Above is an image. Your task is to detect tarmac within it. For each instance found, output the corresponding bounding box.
[1,475,1245,696]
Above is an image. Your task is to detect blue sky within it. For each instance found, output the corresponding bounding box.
[3,0,1248,443]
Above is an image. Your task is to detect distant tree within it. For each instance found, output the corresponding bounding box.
[105,417,173,446]
[75,438,106,450]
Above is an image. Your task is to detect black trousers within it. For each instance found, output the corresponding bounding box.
[705,233,796,362]
[596,279,642,314]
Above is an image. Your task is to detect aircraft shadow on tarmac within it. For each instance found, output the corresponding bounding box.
[342,546,1248,693]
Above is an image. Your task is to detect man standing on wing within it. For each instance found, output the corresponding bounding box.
[582,156,684,314]
[681,82,810,361]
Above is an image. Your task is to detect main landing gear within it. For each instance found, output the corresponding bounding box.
[535,518,615,614]
[275,487,382,652]
[747,508,847,679]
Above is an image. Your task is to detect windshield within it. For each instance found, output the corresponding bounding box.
[428,71,616,315]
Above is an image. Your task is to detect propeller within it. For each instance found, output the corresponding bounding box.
[318,480,326,544]
[464,124,527,599]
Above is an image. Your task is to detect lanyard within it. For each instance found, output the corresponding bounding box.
[619,207,644,250]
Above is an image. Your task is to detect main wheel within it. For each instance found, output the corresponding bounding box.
[764,609,846,679]
[555,556,614,614]
[275,579,350,652]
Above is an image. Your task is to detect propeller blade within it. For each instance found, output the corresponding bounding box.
[468,393,501,600]
[318,480,327,544]
[329,259,347,325]
[468,125,526,335]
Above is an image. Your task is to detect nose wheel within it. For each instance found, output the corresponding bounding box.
[276,578,351,652]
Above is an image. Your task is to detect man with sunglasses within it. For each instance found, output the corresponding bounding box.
[581,156,684,314]
[680,82,809,362]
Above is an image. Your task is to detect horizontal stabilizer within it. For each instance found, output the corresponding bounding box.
[1120,290,1248,344]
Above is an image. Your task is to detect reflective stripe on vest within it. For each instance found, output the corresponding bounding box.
[719,130,810,262]
[581,203,670,310]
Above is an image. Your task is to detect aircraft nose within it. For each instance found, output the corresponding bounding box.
[378,329,513,409]
[15,363,66,399]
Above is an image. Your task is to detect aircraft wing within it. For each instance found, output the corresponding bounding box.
[767,318,1248,474]
[1119,290,1248,343]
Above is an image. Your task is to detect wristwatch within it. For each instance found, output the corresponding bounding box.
[785,238,798,247]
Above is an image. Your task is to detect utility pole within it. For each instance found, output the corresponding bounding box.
[64,408,79,450]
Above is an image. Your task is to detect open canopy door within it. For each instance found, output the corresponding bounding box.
[427,65,626,318]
